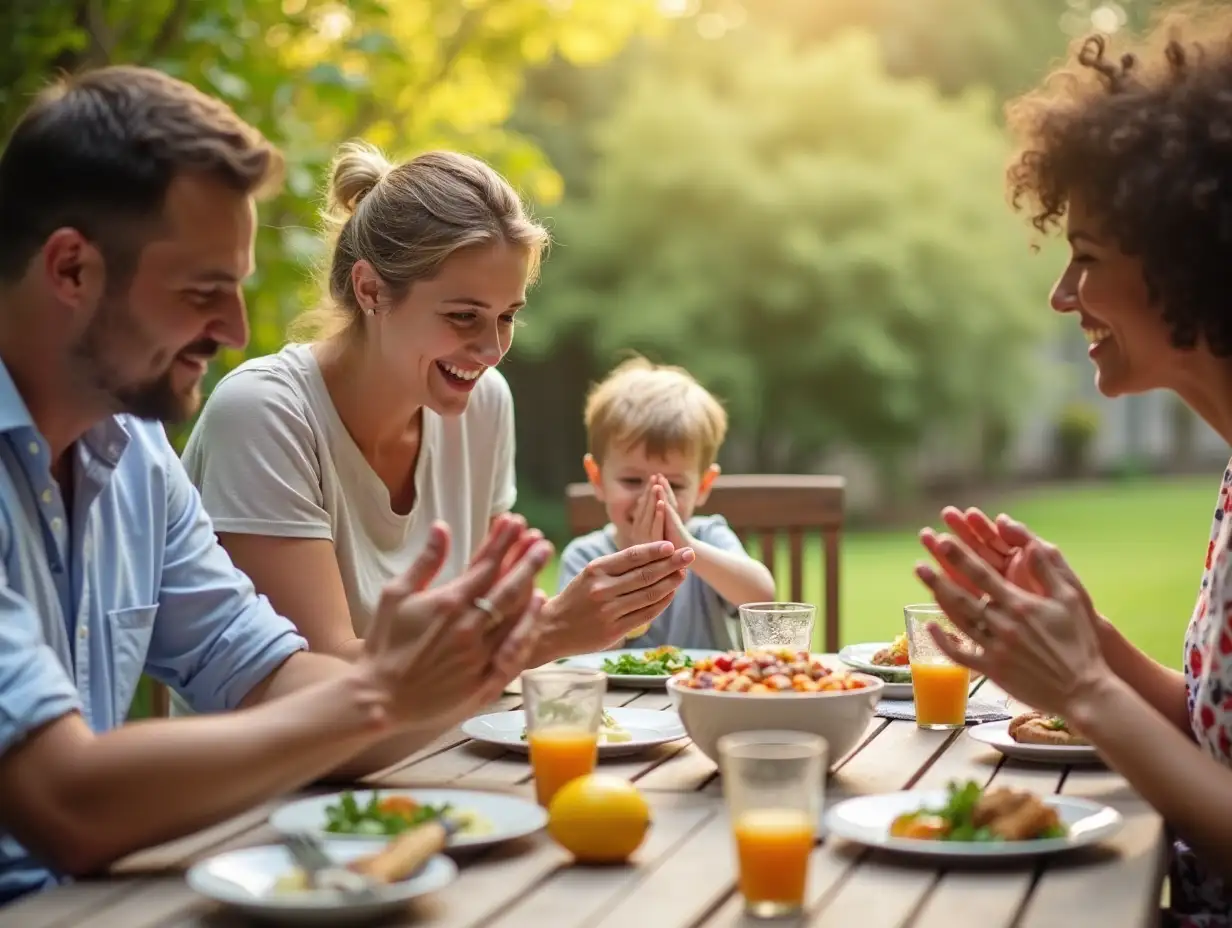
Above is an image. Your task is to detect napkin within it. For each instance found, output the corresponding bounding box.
[875,699,1011,725]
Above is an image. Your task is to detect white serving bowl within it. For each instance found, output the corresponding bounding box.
[666,672,884,767]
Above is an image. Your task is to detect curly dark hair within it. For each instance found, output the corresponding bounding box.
[1007,3,1232,356]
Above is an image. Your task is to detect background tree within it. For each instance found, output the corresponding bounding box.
[0,0,662,442]
[507,28,1062,516]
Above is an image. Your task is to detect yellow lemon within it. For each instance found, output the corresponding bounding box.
[546,774,651,863]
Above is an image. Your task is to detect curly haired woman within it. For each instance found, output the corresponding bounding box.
[910,6,1232,925]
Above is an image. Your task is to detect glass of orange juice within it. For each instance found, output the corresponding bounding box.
[521,667,607,807]
[717,730,825,919]
[904,603,972,730]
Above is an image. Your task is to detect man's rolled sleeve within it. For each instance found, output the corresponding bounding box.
[0,582,81,757]
[146,432,306,714]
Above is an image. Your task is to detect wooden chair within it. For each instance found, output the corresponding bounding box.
[565,474,846,652]
[150,680,171,717]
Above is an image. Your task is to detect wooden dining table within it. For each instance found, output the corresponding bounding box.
[3,661,1168,928]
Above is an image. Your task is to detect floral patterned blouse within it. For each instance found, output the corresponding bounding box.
[1174,461,1232,926]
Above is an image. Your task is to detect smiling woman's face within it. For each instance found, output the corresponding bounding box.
[1050,196,1191,397]
[359,240,529,417]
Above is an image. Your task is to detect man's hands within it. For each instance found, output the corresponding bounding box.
[360,514,553,729]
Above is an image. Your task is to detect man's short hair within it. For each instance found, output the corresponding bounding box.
[0,65,283,287]
[584,356,728,470]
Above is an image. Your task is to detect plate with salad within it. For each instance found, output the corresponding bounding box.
[558,646,726,688]
[461,706,687,757]
[269,788,547,851]
[823,779,1122,860]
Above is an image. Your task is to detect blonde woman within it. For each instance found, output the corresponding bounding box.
[180,143,692,682]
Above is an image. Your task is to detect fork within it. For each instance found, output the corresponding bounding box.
[282,832,379,898]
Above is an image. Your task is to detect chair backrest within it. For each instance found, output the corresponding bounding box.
[150,681,171,717]
[565,474,845,652]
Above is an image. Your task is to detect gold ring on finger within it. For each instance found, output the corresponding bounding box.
[473,596,503,631]
[973,593,993,639]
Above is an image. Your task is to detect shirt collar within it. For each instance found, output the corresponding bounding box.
[0,357,35,433]
[0,357,130,466]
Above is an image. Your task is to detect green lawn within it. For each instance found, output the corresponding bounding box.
[539,474,1222,669]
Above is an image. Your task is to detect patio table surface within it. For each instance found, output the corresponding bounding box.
[1,657,1167,928]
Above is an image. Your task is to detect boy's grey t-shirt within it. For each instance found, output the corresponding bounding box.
[556,514,745,650]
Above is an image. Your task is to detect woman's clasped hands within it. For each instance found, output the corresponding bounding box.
[914,508,1113,721]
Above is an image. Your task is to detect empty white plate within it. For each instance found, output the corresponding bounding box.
[823,789,1122,860]
[967,720,1103,765]
[462,707,687,757]
[269,788,547,850]
[186,839,456,924]
[556,648,726,688]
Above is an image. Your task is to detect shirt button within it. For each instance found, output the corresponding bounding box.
[40,489,52,504]
[27,441,38,455]
[78,626,88,640]
[51,517,62,532]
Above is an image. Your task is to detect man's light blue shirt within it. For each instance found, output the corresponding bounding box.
[0,360,308,904]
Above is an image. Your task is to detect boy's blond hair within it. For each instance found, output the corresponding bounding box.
[584,357,728,470]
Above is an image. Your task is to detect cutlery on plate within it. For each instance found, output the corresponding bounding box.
[282,832,378,897]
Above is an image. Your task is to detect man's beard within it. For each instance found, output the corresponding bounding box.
[71,297,218,425]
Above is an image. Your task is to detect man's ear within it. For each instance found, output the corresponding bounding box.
[696,463,720,506]
[583,453,606,502]
[43,228,105,324]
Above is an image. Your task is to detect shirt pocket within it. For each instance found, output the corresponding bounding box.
[107,605,158,720]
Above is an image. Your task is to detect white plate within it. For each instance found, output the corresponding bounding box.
[877,683,914,701]
[838,642,912,683]
[186,839,457,925]
[557,648,727,688]
[461,707,687,757]
[967,720,1103,765]
[269,789,547,850]
[823,789,1122,860]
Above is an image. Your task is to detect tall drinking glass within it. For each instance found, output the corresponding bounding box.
[718,730,826,919]
[521,668,607,807]
[903,603,971,730]
[739,602,815,651]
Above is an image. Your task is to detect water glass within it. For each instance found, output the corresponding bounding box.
[903,603,971,730]
[520,668,607,806]
[718,730,826,919]
[739,602,815,651]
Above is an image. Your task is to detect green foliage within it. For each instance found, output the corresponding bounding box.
[2,0,662,411]
[520,29,1061,478]
[1053,400,1101,476]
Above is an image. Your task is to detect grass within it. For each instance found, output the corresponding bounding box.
[538,474,1221,669]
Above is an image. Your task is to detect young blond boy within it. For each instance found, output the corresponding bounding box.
[556,358,776,649]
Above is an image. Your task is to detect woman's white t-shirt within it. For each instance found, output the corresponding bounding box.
[180,342,517,636]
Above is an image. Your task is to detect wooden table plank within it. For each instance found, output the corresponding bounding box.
[1015,768,1166,928]
[587,806,737,928]
[483,797,716,928]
